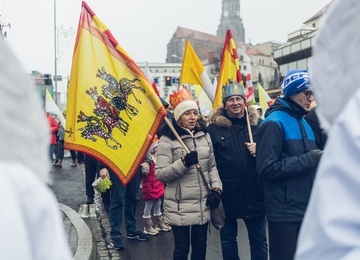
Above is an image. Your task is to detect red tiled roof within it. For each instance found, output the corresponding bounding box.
[246,48,268,56]
[173,26,246,47]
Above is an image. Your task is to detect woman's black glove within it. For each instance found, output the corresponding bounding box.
[206,190,221,209]
[184,151,198,167]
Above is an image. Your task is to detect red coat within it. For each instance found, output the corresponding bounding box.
[47,114,59,145]
[142,162,164,201]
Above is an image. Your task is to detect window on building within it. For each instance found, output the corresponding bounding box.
[224,10,229,17]
[243,65,247,71]
[172,77,179,84]
[297,59,307,70]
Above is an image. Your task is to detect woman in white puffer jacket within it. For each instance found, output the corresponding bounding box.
[156,89,222,260]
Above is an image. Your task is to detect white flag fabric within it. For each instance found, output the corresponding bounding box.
[45,89,66,127]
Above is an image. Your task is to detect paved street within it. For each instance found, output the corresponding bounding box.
[50,157,252,260]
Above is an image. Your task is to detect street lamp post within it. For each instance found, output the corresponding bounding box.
[54,0,58,105]
[0,5,11,38]
[171,54,183,62]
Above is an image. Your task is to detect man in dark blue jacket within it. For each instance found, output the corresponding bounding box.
[256,69,323,260]
[208,82,268,260]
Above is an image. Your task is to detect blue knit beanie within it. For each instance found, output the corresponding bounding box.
[282,69,311,98]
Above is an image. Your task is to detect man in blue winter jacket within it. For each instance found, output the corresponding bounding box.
[256,69,323,260]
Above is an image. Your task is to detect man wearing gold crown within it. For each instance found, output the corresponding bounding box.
[156,88,222,260]
[207,82,268,260]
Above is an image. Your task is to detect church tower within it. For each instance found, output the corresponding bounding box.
[217,0,245,42]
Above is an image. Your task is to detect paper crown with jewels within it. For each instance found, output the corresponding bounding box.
[222,80,245,104]
[169,88,198,121]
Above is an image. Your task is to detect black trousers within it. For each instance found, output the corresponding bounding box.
[84,157,97,198]
[57,140,65,160]
[172,223,208,260]
[268,221,302,260]
[84,155,110,207]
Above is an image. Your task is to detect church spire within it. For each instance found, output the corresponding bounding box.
[217,0,245,42]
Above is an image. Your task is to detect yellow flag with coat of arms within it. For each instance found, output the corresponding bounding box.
[65,1,166,185]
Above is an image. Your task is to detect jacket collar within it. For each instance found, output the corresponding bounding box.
[209,106,259,128]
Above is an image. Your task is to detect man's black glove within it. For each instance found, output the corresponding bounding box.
[309,149,323,165]
[184,151,198,167]
[206,190,221,209]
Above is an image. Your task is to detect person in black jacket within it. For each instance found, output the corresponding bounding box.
[305,106,327,150]
[207,82,268,260]
[256,69,323,260]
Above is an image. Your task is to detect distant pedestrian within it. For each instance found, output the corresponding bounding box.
[46,112,59,163]
[53,120,65,168]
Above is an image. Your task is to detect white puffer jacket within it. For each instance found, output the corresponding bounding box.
[155,119,222,226]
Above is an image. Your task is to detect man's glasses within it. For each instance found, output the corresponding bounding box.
[302,91,314,99]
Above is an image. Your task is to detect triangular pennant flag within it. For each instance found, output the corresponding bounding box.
[65,1,166,185]
[257,82,271,114]
[45,88,66,127]
[180,40,214,102]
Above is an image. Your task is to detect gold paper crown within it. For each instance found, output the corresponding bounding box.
[169,88,194,110]
[222,80,245,100]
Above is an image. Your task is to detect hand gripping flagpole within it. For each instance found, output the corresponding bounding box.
[163,117,211,190]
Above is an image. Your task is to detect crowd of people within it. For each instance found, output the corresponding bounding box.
[6,1,360,258]
[41,69,331,260]
[85,66,325,260]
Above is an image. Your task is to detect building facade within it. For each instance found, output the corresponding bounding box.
[273,1,333,96]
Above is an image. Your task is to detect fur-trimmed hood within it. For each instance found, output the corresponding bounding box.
[209,106,260,128]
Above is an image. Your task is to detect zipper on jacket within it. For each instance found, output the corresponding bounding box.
[176,183,181,211]
[193,136,205,225]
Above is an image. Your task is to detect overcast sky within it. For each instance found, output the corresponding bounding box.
[1,0,331,81]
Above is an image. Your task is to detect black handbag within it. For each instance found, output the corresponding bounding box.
[198,167,226,231]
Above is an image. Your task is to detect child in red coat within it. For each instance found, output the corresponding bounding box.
[141,138,171,235]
